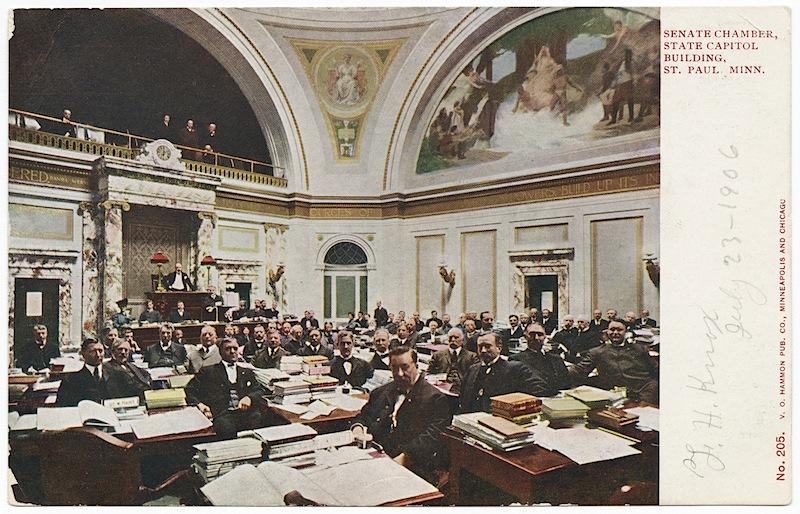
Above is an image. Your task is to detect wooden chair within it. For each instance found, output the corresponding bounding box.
[36,427,188,505]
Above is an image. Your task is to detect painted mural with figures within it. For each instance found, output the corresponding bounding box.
[416,7,660,174]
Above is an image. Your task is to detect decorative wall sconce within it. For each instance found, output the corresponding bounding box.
[644,254,660,288]
[150,251,170,292]
[269,264,285,285]
[438,264,456,287]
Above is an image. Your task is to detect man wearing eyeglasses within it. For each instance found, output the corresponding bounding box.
[510,323,569,395]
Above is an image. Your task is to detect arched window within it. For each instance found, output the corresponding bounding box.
[323,241,369,320]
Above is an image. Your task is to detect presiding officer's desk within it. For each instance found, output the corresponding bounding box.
[444,403,659,505]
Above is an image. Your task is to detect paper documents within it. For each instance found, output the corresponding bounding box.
[625,406,659,432]
[36,400,120,431]
[532,425,641,465]
[130,406,211,439]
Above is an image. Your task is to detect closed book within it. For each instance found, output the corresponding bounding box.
[477,415,531,439]
[587,408,640,431]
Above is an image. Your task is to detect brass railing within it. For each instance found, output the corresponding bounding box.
[8,108,287,188]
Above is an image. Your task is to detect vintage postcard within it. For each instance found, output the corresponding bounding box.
[2,1,793,507]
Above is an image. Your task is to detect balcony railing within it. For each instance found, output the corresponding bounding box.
[8,109,287,188]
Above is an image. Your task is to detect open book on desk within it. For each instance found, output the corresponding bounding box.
[36,400,120,431]
[201,456,438,506]
[130,406,212,439]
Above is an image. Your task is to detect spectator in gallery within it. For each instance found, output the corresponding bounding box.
[155,113,174,141]
[15,324,61,372]
[139,299,163,324]
[165,263,195,291]
[201,144,216,164]
[59,109,77,138]
[178,118,201,160]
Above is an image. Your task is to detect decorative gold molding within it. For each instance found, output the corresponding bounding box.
[9,164,91,191]
[98,200,131,212]
[263,222,289,233]
[216,9,310,190]
[77,201,97,216]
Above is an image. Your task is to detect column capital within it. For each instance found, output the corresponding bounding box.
[263,222,289,233]
[97,199,130,212]
[77,201,97,215]
[197,211,218,227]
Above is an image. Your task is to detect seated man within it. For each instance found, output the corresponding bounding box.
[638,309,658,328]
[510,323,569,394]
[106,338,152,400]
[243,324,269,363]
[15,324,60,372]
[550,315,578,355]
[321,321,337,347]
[282,324,304,355]
[352,346,452,482]
[169,301,192,324]
[188,324,223,373]
[427,328,479,394]
[56,338,109,406]
[264,300,280,320]
[143,322,187,368]
[101,327,119,358]
[247,299,269,319]
[570,320,659,404]
[298,328,334,359]
[329,330,373,388]
[506,314,524,341]
[460,332,551,413]
[165,263,194,291]
[368,329,391,371]
[174,328,187,345]
[121,327,142,353]
[228,300,248,322]
[462,319,479,353]
[139,300,162,324]
[185,337,267,438]
[566,315,602,363]
[253,329,287,369]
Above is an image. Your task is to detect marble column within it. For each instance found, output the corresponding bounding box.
[98,199,130,326]
[196,211,218,291]
[78,202,101,338]
[264,223,289,312]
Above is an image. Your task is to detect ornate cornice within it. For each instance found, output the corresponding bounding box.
[263,222,289,233]
[98,200,131,211]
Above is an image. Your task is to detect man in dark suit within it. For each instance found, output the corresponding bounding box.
[143,323,187,368]
[352,346,452,481]
[188,325,223,373]
[427,328,480,394]
[373,301,389,328]
[253,329,287,369]
[510,323,569,394]
[368,329,391,371]
[164,263,195,292]
[298,328,334,360]
[139,299,163,324]
[391,323,417,349]
[242,324,268,363]
[329,330,373,388]
[425,310,443,329]
[246,299,269,319]
[57,339,110,406]
[589,309,609,332]
[460,332,550,413]
[568,316,602,363]
[264,301,280,320]
[282,324,304,355]
[154,114,174,141]
[106,338,152,400]
[186,337,267,438]
[169,301,192,323]
[462,319,479,353]
[16,324,61,372]
[550,315,578,356]
[411,312,425,332]
[178,119,201,161]
[541,308,558,335]
[321,321,337,348]
[528,307,542,325]
[570,321,659,404]
[506,314,524,341]
[637,309,658,328]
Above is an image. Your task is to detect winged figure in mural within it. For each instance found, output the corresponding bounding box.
[327,53,367,106]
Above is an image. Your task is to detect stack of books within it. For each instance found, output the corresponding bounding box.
[587,407,640,431]
[192,438,265,482]
[279,356,304,374]
[252,368,291,389]
[564,385,623,410]
[452,412,537,452]
[272,381,312,404]
[144,388,187,409]
[541,397,591,420]
[490,392,542,425]
[302,356,331,375]
[304,375,339,401]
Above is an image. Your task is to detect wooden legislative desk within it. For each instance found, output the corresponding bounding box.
[146,291,215,323]
[263,393,368,435]
[444,407,659,505]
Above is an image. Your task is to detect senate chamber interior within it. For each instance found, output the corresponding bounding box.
[6,6,661,506]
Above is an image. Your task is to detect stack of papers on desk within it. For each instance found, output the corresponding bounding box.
[453,412,537,451]
[625,406,659,431]
[201,457,438,506]
[168,375,194,388]
[363,370,393,392]
[130,406,212,439]
[242,423,317,445]
[31,380,61,392]
[279,356,304,374]
[273,380,312,404]
[532,425,641,465]
[36,400,120,431]
[144,388,187,408]
[252,367,291,388]
[564,386,625,409]
[193,438,265,482]
[148,367,178,380]
[49,357,84,373]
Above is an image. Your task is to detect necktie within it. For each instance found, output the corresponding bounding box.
[451,350,458,361]
[93,366,100,382]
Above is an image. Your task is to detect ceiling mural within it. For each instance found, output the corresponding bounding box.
[416,7,660,174]
[290,38,404,161]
